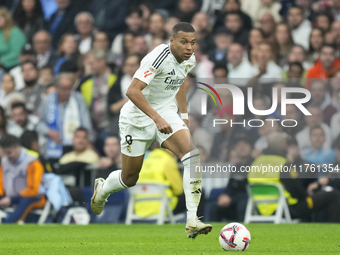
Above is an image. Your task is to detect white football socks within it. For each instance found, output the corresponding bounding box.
[181,149,202,221]
[99,170,128,199]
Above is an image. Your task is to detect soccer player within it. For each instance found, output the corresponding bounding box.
[91,22,212,238]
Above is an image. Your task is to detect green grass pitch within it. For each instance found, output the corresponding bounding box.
[1,223,340,254]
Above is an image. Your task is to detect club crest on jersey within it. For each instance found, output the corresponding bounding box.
[127,145,132,153]
[149,67,156,72]
[185,65,190,74]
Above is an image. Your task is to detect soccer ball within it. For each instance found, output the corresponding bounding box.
[219,222,251,251]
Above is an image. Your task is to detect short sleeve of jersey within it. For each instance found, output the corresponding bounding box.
[133,44,170,85]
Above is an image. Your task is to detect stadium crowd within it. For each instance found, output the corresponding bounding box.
[1,0,340,223]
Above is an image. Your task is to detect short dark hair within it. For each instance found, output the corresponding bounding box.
[127,7,143,18]
[20,130,38,150]
[213,64,228,74]
[172,22,195,37]
[0,134,21,148]
[21,60,38,70]
[288,61,304,72]
[75,127,88,136]
[11,102,27,112]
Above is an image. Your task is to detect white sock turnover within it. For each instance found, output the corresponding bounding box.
[98,170,128,199]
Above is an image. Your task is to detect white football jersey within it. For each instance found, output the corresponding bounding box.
[120,44,196,126]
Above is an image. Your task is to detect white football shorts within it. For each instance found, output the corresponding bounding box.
[119,111,188,157]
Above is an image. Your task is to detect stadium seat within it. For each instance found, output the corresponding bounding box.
[244,183,295,224]
[125,183,175,225]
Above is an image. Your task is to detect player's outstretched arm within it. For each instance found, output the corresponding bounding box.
[126,78,173,134]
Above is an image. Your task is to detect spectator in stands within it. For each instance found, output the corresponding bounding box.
[211,137,253,222]
[58,127,99,187]
[89,0,127,40]
[48,0,79,49]
[108,54,140,134]
[111,7,149,58]
[191,12,214,55]
[0,7,26,71]
[38,66,54,88]
[172,0,198,23]
[134,148,183,218]
[315,12,333,33]
[308,28,324,65]
[330,91,340,140]
[227,43,256,87]
[9,44,37,92]
[241,0,281,28]
[259,13,276,43]
[148,13,167,41]
[20,61,44,114]
[0,106,6,139]
[288,6,312,50]
[20,130,53,173]
[296,106,332,155]
[209,105,246,162]
[252,116,282,158]
[285,45,311,73]
[295,0,316,22]
[213,64,228,81]
[329,21,340,52]
[307,136,340,191]
[214,0,252,32]
[330,0,340,21]
[306,44,340,88]
[283,104,305,136]
[207,28,232,65]
[7,102,39,138]
[37,73,93,166]
[12,0,46,43]
[74,12,96,54]
[192,43,214,79]
[273,23,294,67]
[247,28,264,65]
[53,34,79,74]
[98,135,122,178]
[0,74,16,109]
[164,16,180,40]
[189,114,212,156]
[301,126,336,165]
[308,79,331,111]
[248,132,340,222]
[252,42,283,82]
[92,32,116,66]
[131,36,149,57]
[224,11,249,46]
[0,134,46,223]
[286,62,304,87]
[79,49,117,154]
[33,30,56,69]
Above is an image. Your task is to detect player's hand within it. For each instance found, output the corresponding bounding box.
[47,130,62,143]
[155,116,173,134]
[218,194,231,207]
[183,119,190,130]
[0,197,11,209]
[307,182,319,196]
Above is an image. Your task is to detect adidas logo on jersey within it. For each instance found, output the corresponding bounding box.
[168,69,175,75]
